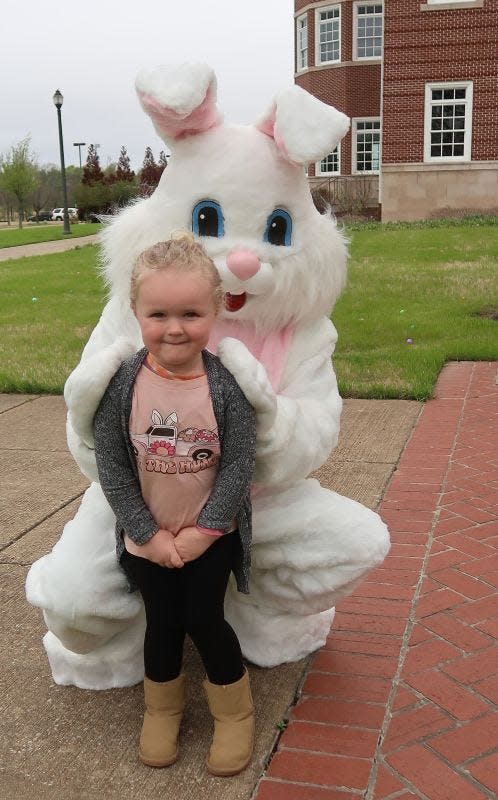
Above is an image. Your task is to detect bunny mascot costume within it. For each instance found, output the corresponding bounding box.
[26,64,390,689]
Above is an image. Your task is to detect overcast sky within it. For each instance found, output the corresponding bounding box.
[1,0,294,171]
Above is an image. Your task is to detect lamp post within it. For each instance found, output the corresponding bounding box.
[73,141,86,169]
[52,89,71,235]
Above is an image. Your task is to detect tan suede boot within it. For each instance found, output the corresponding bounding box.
[203,669,255,776]
[139,674,186,767]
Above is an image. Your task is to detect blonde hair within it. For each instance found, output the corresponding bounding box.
[130,232,223,311]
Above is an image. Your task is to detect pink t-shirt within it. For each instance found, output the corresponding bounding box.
[129,365,220,534]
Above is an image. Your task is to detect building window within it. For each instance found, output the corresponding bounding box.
[354,3,383,60]
[317,146,340,175]
[424,82,473,162]
[353,119,381,173]
[316,6,341,65]
[296,14,308,71]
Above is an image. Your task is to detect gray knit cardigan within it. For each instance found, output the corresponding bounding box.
[93,347,256,594]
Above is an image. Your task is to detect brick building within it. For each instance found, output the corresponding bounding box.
[294,1,498,221]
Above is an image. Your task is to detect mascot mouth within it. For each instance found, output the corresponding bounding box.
[225,292,247,312]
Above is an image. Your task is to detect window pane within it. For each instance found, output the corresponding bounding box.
[355,120,381,173]
[356,3,383,58]
[319,8,340,62]
[320,147,339,173]
[297,15,308,69]
[428,85,469,160]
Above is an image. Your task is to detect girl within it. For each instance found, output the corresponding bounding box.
[93,235,256,776]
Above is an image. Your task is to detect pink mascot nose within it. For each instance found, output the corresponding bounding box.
[226,249,261,281]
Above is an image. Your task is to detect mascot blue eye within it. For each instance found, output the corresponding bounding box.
[264,209,292,246]
[192,200,224,238]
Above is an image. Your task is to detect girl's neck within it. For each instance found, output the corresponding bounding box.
[145,352,206,381]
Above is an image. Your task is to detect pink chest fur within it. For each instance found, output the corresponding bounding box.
[208,320,294,390]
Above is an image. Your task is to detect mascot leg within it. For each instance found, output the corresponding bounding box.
[26,482,145,689]
[225,479,390,667]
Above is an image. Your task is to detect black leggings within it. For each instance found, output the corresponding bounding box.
[120,533,244,685]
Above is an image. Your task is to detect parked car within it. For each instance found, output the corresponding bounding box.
[27,211,52,222]
[51,207,78,221]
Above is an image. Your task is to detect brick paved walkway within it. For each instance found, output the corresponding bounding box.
[253,361,498,800]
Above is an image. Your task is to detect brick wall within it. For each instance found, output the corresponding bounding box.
[297,65,381,174]
[383,0,498,164]
[294,1,382,175]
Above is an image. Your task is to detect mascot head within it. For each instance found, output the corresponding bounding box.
[101,63,350,333]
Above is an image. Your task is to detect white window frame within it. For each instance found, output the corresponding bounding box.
[296,13,308,71]
[424,81,473,163]
[426,0,478,4]
[352,118,381,174]
[316,145,341,176]
[353,2,383,61]
[315,5,341,66]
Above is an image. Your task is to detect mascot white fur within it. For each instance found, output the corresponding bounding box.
[26,63,390,689]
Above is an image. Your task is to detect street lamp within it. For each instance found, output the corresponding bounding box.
[52,89,71,235]
[73,142,86,169]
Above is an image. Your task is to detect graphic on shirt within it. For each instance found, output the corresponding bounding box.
[131,409,220,475]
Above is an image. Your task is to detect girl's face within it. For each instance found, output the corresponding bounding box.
[133,266,218,374]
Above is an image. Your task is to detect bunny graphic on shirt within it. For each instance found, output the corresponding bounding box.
[26,63,390,689]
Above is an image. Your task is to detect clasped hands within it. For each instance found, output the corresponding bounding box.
[123,525,217,568]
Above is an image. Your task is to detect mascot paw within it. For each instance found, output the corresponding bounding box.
[64,337,137,447]
[217,337,277,433]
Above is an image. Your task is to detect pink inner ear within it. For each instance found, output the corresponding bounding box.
[139,85,220,139]
[257,109,277,139]
[257,110,291,162]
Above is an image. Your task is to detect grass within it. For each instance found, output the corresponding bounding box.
[333,222,498,399]
[0,223,100,248]
[0,245,106,393]
[0,220,496,397]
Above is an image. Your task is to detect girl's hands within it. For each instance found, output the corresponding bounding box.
[174,526,217,563]
[124,530,184,568]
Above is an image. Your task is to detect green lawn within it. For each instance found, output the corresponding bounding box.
[0,223,100,248]
[0,245,106,393]
[0,221,496,396]
[333,221,498,399]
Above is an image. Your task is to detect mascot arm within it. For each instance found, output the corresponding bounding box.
[93,383,159,544]
[218,319,342,485]
[63,298,139,478]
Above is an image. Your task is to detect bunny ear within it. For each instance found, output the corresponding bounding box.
[164,412,178,426]
[257,85,350,166]
[151,409,163,426]
[136,63,222,145]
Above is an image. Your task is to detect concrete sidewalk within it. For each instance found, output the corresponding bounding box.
[1,361,497,799]
[0,234,99,262]
[0,392,419,800]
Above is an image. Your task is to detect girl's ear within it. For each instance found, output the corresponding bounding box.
[136,63,222,148]
[256,85,350,166]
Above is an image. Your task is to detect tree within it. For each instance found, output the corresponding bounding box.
[73,181,110,220]
[0,137,40,228]
[29,166,61,219]
[158,150,169,170]
[82,144,104,186]
[116,146,135,182]
[139,147,164,196]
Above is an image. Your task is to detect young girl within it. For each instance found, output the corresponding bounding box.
[93,235,256,776]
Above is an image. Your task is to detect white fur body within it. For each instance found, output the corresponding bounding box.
[26,64,389,688]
